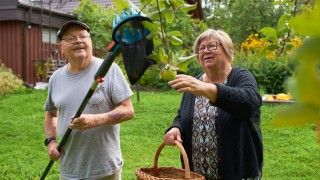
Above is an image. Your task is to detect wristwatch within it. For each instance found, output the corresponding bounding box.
[44,137,56,146]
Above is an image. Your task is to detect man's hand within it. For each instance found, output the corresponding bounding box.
[47,141,62,161]
[69,114,98,130]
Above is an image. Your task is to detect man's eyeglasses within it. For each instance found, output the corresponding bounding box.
[197,41,220,54]
[61,35,91,44]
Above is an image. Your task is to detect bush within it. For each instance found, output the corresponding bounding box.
[252,57,299,94]
[0,62,25,95]
[234,54,299,94]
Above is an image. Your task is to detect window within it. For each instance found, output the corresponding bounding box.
[42,28,57,43]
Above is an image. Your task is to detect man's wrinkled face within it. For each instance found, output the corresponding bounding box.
[59,25,92,61]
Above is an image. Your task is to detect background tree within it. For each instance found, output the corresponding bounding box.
[74,0,117,51]
[203,0,285,46]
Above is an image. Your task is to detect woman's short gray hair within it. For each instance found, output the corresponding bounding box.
[193,29,234,61]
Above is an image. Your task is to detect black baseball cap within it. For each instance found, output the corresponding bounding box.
[57,20,90,40]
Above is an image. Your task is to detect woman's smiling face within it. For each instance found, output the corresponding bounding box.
[197,37,228,70]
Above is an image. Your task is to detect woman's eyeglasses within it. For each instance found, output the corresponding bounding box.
[61,35,91,44]
[197,41,220,54]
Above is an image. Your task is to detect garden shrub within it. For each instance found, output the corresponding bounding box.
[0,62,25,95]
[251,57,299,94]
[234,54,299,94]
[235,31,302,94]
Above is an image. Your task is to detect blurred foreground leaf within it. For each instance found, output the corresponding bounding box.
[294,61,320,106]
[290,2,320,36]
[272,104,320,126]
[294,37,320,63]
[271,0,320,135]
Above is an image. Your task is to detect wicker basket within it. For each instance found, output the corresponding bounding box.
[135,140,205,179]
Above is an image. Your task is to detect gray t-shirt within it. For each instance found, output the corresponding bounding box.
[44,57,133,179]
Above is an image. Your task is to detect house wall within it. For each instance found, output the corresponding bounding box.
[0,1,75,85]
[0,20,62,84]
[0,18,108,85]
[0,21,25,81]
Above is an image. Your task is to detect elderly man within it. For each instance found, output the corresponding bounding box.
[43,20,134,179]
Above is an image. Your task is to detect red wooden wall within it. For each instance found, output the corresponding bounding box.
[1,21,62,85]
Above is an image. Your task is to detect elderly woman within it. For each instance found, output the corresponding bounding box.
[163,29,263,179]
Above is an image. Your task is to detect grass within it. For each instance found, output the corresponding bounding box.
[0,89,319,179]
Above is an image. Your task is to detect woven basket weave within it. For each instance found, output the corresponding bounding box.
[135,140,205,180]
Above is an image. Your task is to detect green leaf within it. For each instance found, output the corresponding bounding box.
[112,0,130,12]
[176,54,197,72]
[271,103,320,126]
[294,37,320,63]
[169,36,183,46]
[290,4,320,37]
[163,11,175,23]
[277,14,291,30]
[145,32,157,40]
[148,11,160,21]
[265,36,279,44]
[180,3,197,13]
[148,53,161,64]
[159,48,169,64]
[168,0,182,9]
[168,50,174,63]
[168,31,183,37]
[141,21,159,35]
[260,27,277,39]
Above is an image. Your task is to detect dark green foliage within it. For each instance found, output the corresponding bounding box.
[204,0,284,46]
[74,0,116,50]
[235,56,299,94]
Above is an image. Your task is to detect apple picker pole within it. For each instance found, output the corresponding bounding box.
[40,7,155,179]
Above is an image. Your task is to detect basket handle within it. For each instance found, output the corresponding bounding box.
[152,140,191,179]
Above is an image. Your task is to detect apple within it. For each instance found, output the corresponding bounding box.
[160,65,177,81]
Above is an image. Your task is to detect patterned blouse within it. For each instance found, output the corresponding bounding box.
[191,74,262,180]
[191,74,227,179]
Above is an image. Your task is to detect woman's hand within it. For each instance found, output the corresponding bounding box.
[169,74,218,103]
[163,127,182,145]
[169,74,207,96]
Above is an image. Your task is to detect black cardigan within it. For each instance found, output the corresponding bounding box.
[167,67,263,179]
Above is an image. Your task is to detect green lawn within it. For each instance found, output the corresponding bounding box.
[0,89,319,179]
